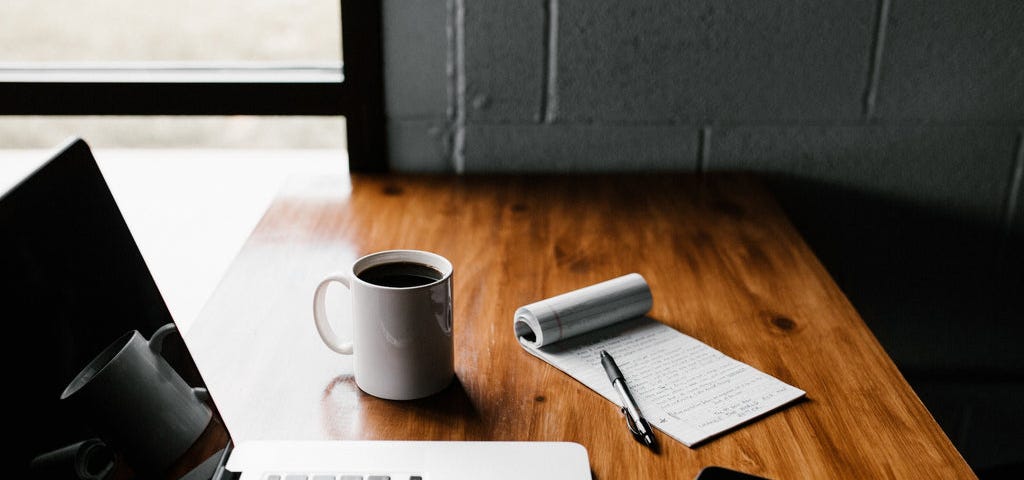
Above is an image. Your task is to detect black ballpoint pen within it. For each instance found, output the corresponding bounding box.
[600,350,657,448]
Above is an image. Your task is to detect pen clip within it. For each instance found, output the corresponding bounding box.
[621,406,643,437]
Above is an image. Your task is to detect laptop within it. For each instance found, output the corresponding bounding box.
[5,138,591,480]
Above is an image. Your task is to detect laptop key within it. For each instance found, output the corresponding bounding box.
[285,475,308,480]
[313,476,338,480]
[367,476,390,480]
[339,476,364,480]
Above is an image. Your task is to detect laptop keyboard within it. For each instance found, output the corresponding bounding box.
[265,475,424,480]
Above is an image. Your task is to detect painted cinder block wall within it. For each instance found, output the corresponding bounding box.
[381,0,1024,472]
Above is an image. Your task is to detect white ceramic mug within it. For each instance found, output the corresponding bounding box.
[60,323,212,472]
[313,250,454,400]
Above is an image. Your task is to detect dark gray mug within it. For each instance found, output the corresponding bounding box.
[60,323,212,471]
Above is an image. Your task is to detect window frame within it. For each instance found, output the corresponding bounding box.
[0,0,386,172]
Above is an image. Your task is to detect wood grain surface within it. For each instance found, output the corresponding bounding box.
[184,173,975,479]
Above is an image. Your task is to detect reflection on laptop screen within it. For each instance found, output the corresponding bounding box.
[4,139,214,478]
[3,139,595,480]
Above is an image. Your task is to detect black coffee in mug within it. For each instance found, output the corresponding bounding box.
[358,262,443,288]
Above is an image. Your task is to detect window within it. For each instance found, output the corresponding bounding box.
[0,0,385,171]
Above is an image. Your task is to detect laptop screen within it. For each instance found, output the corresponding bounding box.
[3,139,215,478]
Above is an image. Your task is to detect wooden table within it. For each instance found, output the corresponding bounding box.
[184,173,975,479]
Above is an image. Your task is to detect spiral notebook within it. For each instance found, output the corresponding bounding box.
[514,274,806,447]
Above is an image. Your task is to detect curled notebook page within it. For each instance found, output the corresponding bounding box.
[513,273,806,447]
[514,273,653,348]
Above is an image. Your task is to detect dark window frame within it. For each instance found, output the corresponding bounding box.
[0,0,386,172]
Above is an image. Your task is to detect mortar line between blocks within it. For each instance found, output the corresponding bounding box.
[541,0,559,124]
[1002,129,1024,236]
[697,127,711,174]
[863,0,891,118]
[452,0,467,173]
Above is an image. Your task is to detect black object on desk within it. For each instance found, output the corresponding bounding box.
[600,350,657,449]
[694,466,769,479]
[4,139,223,477]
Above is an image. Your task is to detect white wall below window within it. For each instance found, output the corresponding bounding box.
[0,148,345,333]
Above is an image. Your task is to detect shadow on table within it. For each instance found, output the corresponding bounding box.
[757,175,1023,478]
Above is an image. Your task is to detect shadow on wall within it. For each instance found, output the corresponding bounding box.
[761,175,1023,477]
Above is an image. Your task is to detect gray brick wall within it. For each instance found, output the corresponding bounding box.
[556,0,876,123]
[463,124,698,171]
[876,0,1024,121]
[708,125,1018,224]
[382,0,1024,472]
[463,0,547,124]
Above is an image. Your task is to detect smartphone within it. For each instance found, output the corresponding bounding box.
[694,466,769,480]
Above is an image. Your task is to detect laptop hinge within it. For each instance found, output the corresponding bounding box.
[211,442,240,480]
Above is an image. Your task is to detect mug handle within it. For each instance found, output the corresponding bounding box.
[313,273,355,354]
[192,387,211,404]
[149,324,214,410]
[148,323,178,356]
